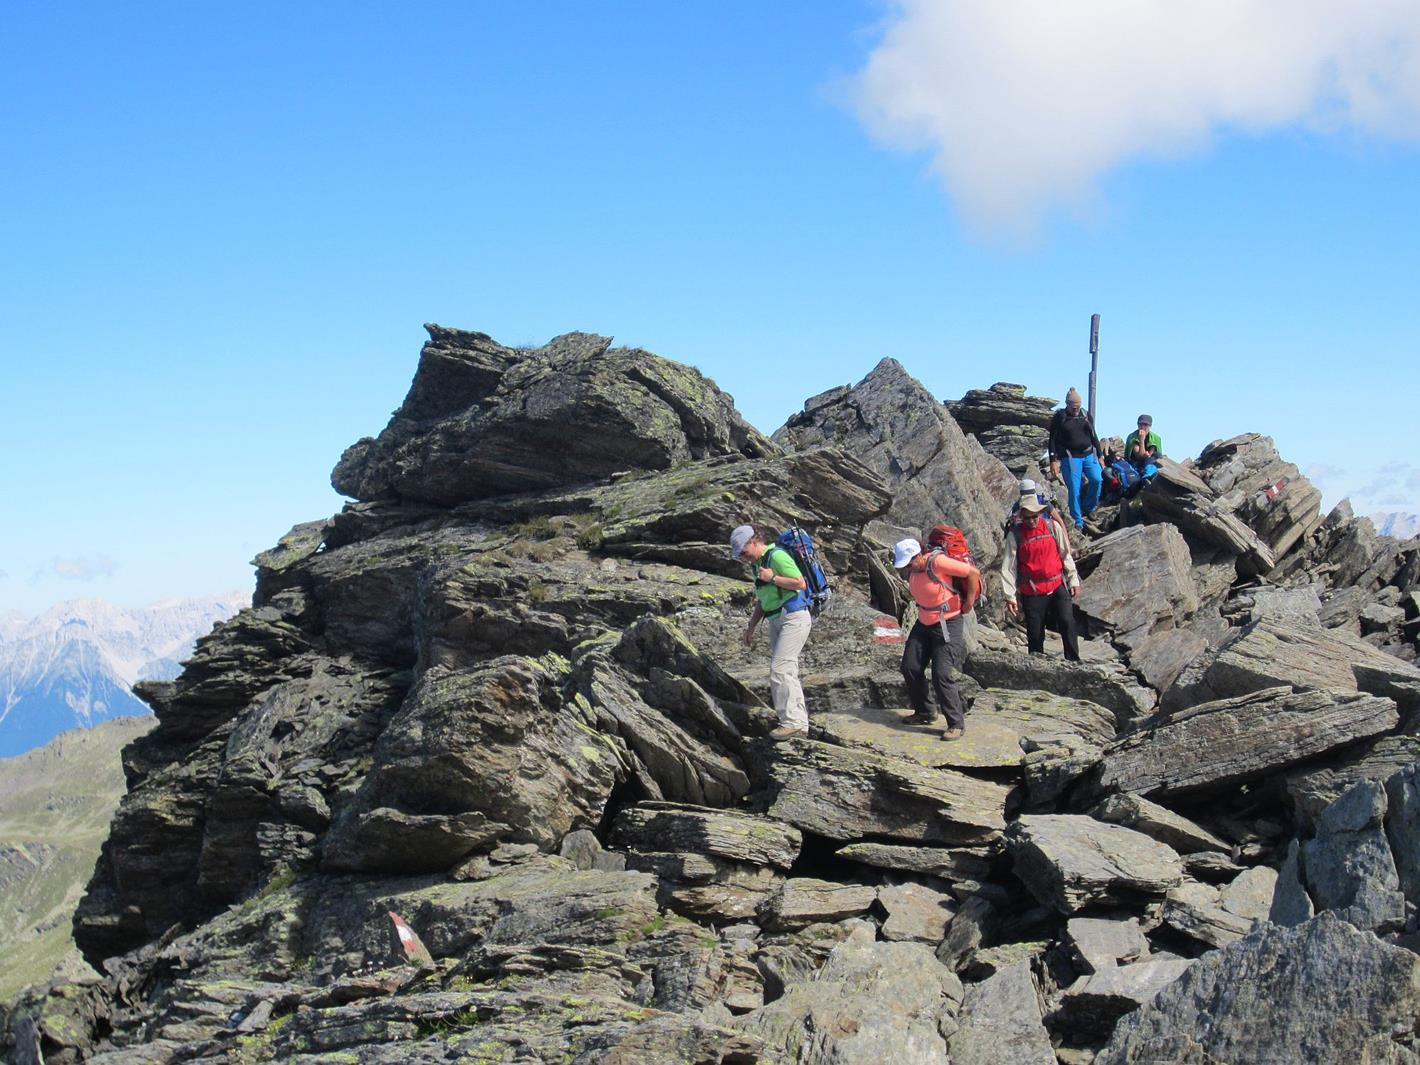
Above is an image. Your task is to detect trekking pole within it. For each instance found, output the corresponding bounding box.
[1087,313,1100,427]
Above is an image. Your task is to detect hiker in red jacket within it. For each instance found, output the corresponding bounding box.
[1001,491,1082,661]
[894,536,981,742]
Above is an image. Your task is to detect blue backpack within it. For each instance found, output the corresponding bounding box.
[1111,458,1141,494]
[775,526,832,616]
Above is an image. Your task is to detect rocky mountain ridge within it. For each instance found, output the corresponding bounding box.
[5,325,1420,1064]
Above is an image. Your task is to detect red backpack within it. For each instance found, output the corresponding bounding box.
[925,524,985,605]
[1015,514,1065,596]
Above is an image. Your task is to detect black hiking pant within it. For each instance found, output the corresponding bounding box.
[901,615,967,730]
[1022,585,1080,662]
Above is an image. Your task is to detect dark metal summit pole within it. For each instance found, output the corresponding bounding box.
[1088,313,1100,426]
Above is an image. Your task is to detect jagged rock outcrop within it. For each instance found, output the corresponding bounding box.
[945,382,1057,476]
[333,326,775,504]
[1096,687,1399,799]
[10,326,1420,1064]
[1097,915,1420,1064]
[774,358,1014,571]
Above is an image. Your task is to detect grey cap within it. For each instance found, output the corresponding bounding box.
[729,524,755,558]
[1137,414,1153,426]
[1018,478,1037,493]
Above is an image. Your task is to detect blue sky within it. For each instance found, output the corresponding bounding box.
[3,1,1418,615]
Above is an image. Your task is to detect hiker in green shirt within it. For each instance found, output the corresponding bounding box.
[730,524,811,741]
[1124,414,1163,480]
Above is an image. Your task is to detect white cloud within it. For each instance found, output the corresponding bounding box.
[49,555,119,581]
[852,1,1420,235]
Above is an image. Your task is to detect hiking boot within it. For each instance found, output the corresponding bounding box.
[941,727,964,742]
[904,711,939,725]
[769,726,809,741]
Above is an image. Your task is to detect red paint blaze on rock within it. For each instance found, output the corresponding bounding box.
[873,616,905,644]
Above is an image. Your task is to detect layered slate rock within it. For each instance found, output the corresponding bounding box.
[964,650,1154,727]
[1077,524,1199,648]
[774,357,1014,571]
[1139,458,1276,574]
[1006,815,1183,914]
[333,326,773,504]
[947,961,1055,1065]
[1088,793,1229,854]
[323,655,624,871]
[1096,914,1420,1065]
[1163,617,1420,712]
[946,382,1057,476]
[1065,917,1149,974]
[611,803,802,924]
[762,739,1013,846]
[1096,686,1399,799]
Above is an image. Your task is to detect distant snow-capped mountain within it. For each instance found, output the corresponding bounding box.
[0,594,247,757]
[1372,512,1420,540]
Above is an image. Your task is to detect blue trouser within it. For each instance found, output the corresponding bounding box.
[1063,454,1102,527]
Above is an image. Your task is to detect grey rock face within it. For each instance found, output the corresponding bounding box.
[1065,916,1149,974]
[732,921,963,1064]
[1089,793,1229,854]
[1057,957,1194,1039]
[762,739,1012,846]
[1096,686,1399,799]
[1096,914,1420,1065]
[1006,815,1183,914]
[323,655,624,871]
[946,382,1058,434]
[1274,780,1407,933]
[1077,524,1199,647]
[948,961,1056,1065]
[1163,617,1420,712]
[775,357,1014,571]
[1386,762,1420,904]
[965,650,1155,728]
[333,327,773,505]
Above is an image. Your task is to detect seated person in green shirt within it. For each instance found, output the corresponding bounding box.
[730,524,811,741]
[1124,414,1163,479]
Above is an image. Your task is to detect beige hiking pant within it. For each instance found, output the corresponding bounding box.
[767,609,812,729]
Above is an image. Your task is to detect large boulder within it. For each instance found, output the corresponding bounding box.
[1005,814,1183,914]
[947,961,1055,1065]
[945,382,1057,476]
[731,921,962,1063]
[1096,686,1399,800]
[1077,524,1199,648]
[1163,618,1420,712]
[1271,780,1406,934]
[761,740,1012,846]
[333,326,774,505]
[322,655,626,871]
[1096,914,1420,1064]
[774,358,1013,570]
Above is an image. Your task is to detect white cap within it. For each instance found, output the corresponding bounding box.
[1018,478,1036,493]
[729,524,755,558]
[893,538,922,568]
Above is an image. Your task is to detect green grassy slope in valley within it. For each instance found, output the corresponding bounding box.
[0,715,153,1000]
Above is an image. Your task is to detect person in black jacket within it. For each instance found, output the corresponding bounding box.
[1048,387,1102,531]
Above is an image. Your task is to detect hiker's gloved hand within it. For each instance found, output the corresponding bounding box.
[1006,599,1019,618]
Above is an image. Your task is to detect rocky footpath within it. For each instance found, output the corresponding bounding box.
[6,325,1420,1064]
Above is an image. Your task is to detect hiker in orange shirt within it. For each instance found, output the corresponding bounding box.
[894,537,981,742]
